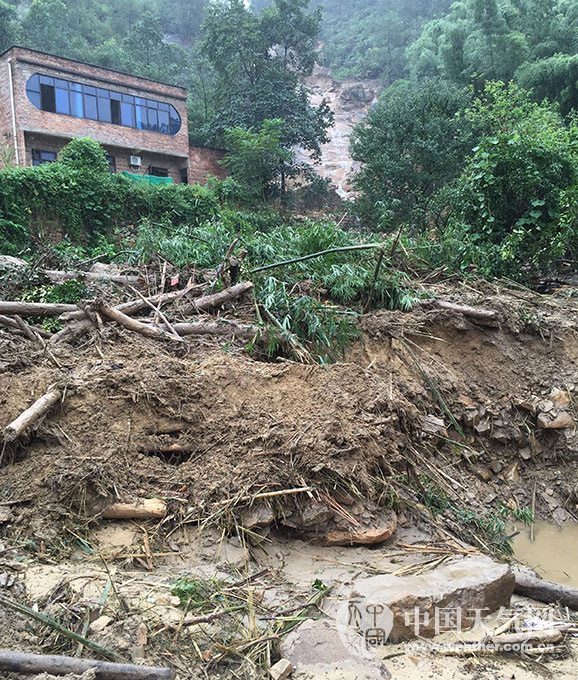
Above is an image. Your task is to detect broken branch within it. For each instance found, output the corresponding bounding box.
[4,388,62,442]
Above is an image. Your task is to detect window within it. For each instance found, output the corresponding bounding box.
[106,154,116,173]
[32,149,57,166]
[180,168,188,184]
[150,166,169,177]
[26,74,182,136]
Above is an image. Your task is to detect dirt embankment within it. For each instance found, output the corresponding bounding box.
[1,280,577,542]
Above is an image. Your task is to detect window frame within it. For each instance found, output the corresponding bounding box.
[26,74,182,136]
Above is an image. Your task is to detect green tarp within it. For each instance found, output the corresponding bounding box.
[121,171,173,185]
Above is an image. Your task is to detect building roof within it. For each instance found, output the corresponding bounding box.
[0,45,187,94]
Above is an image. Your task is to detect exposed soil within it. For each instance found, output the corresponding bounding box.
[1,278,578,677]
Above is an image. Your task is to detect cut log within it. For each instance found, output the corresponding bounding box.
[58,283,205,322]
[433,300,498,324]
[50,319,94,344]
[42,269,142,285]
[0,650,175,679]
[4,388,62,442]
[165,320,261,340]
[193,281,254,311]
[101,498,167,520]
[0,314,51,338]
[514,566,578,609]
[0,302,77,316]
[97,302,175,340]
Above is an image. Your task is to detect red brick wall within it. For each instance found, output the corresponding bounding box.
[1,47,189,176]
[0,56,17,166]
[188,146,227,184]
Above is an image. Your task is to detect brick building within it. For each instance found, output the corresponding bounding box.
[0,46,224,184]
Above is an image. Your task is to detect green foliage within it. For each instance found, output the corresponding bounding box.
[223,119,292,200]
[351,79,476,226]
[0,0,20,53]
[201,0,333,158]
[447,82,578,276]
[0,138,219,248]
[171,575,223,609]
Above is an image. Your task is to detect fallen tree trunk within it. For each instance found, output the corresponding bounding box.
[101,498,167,520]
[98,302,177,341]
[193,281,253,311]
[0,314,51,338]
[42,269,141,286]
[433,300,498,324]
[58,283,205,322]
[0,301,77,316]
[514,566,578,609]
[0,650,175,679]
[4,388,62,441]
[167,320,261,340]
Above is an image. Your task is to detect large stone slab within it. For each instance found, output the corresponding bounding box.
[349,555,514,642]
[279,619,390,679]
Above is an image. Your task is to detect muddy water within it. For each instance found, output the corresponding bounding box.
[511,520,578,587]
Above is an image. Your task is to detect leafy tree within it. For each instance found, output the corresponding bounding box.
[351,78,475,225]
[59,137,110,174]
[0,0,20,53]
[222,119,292,199]
[23,0,71,54]
[447,82,578,274]
[201,0,333,160]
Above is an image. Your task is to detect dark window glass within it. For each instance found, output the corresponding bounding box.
[147,108,158,131]
[180,168,188,184]
[111,99,121,125]
[27,75,40,93]
[150,166,169,177]
[70,91,83,117]
[32,149,57,166]
[135,105,146,129]
[120,102,135,127]
[158,110,169,134]
[84,94,98,120]
[83,85,96,95]
[158,102,169,111]
[169,109,181,135]
[106,155,116,173]
[97,97,111,123]
[39,75,54,86]
[40,84,56,112]
[55,88,70,115]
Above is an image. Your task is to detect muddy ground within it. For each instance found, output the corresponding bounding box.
[1,278,578,678]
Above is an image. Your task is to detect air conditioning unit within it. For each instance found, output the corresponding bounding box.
[129,155,142,167]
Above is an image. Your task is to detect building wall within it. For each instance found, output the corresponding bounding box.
[0,47,189,179]
[0,56,18,166]
[188,146,227,184]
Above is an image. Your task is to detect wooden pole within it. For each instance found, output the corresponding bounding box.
[0,650,175,679]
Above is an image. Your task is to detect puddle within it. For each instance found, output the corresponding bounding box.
[510,520,578,587]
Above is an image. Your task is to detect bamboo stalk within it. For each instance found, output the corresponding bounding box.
[250,244,384,274]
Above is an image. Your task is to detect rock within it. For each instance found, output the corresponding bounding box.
[0,507,12,524]
[269,658,293,680]
[301,501,334,528]
[422,414,448,437]
[241,504,276,530]
[514,395,541,414]
[537,399,555,414]
[551,388,571,406]
[501,462,520,483]
[473,466,493,482]
[474,418,491,435]
[537,410,575,429]
[462,408,480,428]
[279,619,389,679]
[89,615,113,633]
[490,459,503,474]
[519,447,532,460]
[350,555,514,642]
[317,509,397,547]
[458,394,476,408]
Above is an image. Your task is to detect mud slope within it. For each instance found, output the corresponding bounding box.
[1,284,577,540]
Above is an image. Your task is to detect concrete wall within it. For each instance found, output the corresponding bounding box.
[0,47,189,182]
